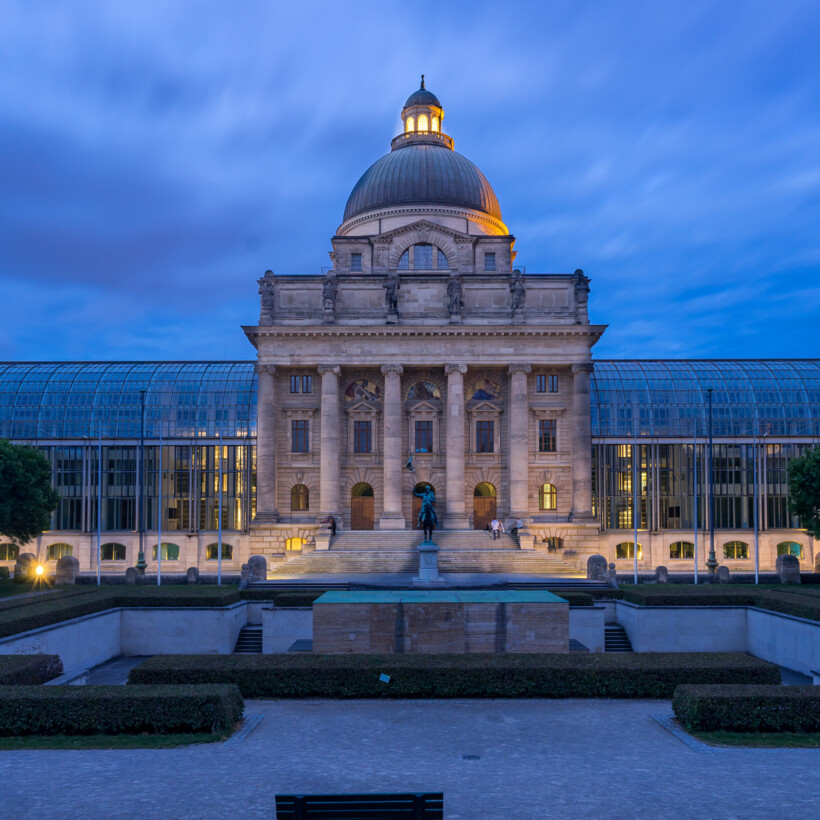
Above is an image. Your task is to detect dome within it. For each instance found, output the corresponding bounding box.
[343,144,503,222]
[404,87,441,108]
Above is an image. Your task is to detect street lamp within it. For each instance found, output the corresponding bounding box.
[705,387,719,576]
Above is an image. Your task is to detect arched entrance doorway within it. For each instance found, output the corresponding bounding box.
[412,482,434,530]
[350,483,374,530]
[473,482,496,530]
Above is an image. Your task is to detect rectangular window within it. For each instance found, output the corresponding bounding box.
[350,253,362,271]
[415,420,433,453]
[549,375,559,393]
[476,420,494,453]
[291,420,309,453]
[289,375,299,393]
[353,420,372,454]
[484,252,496,271]
[414,244,432,269]
[539,419,557,452]
[301,375,312,394]
[536,374,547,393]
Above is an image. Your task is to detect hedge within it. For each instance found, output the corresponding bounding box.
[0,654,63,685]
[0,586,241,639]
[128,652,779,699]
[0,684,244,736]
[673,684,820,733]
[240,590,325,607]
[545,591,593,607]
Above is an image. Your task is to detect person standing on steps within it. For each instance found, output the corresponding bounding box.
[490,517,500,540]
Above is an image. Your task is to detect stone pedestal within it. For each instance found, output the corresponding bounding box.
[413,540,446,587]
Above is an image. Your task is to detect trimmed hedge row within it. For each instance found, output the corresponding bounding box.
[0,586,241,639]
[240,590,325,607]
[0,586,96,613]
[128,652,779,699]
[0,654,63,685]
[673,684,820,733]
[0,684,244,736]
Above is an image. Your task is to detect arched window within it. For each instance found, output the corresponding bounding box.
[437,248,449,270]
[152,542,180,561]
[474,482,496,497]
[46,543,72,561]
[469,379,501,400]
[413,244,433,269]
[406,381,441,401]
[0,544,19,561]
[291,484,309,511]
[539,483,557,510]
[723,541,749,560]
[405,116,414,133]
[777,541,803,558]
[286,537,304,551]
[206,542,233,560]
[417,114,429,132]
[351,482,374,498]
[101,542,126,561]
[616,541,642,559]
[431,116,439,132]
[669,541,694,560]
[398,250,409,270]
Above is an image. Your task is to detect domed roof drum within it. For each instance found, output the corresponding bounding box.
[404,86,442,108]
[343,145,503,222]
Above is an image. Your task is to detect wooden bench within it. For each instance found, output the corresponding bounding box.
[275,792,443,819]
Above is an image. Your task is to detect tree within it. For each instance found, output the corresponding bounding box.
[0,440,60,546]
[788,446,820,539]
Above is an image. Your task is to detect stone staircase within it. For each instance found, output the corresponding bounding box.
[233,625,263,654]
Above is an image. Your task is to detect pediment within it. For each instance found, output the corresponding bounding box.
[467,399,503,414]
[344,398,380,415]
[406,398,442,413]
[373,219,474,245]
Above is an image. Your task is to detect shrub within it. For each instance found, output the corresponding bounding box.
[128,652,779,699]
[240,590,325,607]
[546,591,593,607]
[673,685,820,733]
[0,684,244,736]
[0,654,63,685]
[0,568,9,580]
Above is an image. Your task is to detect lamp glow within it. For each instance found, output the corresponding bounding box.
[35,565,44,576]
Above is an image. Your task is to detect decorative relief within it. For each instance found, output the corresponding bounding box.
[317,364,341,376]
[508,363,532,374]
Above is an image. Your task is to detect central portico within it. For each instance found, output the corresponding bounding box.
[244,80,605,562]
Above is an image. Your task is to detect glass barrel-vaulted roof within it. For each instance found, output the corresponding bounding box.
[591,360,820,437]
[0,362,256,439]
[1,360,818,440]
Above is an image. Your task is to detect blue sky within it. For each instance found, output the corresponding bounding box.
[1,0,819,361]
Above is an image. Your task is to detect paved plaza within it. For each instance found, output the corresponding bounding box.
[1,698,816,819]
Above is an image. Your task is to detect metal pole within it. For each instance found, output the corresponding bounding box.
[157,427,163,586]
[136,390,147,575]
[753,418,759,584]
[706,387,718,576]
[633,425,639,585]
[693,424,698,585]
[218,430,223,586]
[97,420,102,587]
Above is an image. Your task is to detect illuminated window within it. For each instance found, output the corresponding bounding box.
[100,542,126,561]
[286,537,304,551]
[405,116,414,133]
[291,484,309,511]
[0,544,19,561]
[46,543,72,560]
[539,483,557,510]
[431,116,439,132]
[205,543,232,560]
[669,541,694,559]
[350,253,362,271]
[544,536,563,551]
[437,249,448,269]
[538,419,557,452]
[484,253,496,271]
[414,244,432,269]
[616,541,642,559]
[398,250,409,270]
[418,114,429,132]
[723,541,749,559]
[777,541,803,557]
[152,542,180,561]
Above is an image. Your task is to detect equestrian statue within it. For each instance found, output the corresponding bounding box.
[413,485,438,542]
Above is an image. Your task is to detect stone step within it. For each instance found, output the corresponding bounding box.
[329,530,520,551]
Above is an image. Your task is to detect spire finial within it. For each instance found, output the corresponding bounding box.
[420,74,425,89]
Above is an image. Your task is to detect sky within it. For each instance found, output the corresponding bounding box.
[1,0,819,362]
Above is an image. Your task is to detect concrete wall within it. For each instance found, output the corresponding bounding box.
[262,607,313,653]
[568,606,605,653]
[746,608,820,676]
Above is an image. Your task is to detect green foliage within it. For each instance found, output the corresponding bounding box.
[673,684,820,733]
[0,654,63,685]
[787,445,820,538]
[240,590,325,606]
[545,591,594,607]
[0,440,60,545]
[128,652,779,699]
[0,684,244,736]
[0,568,8,580]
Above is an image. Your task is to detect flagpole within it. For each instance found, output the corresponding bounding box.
[693,424,698,585]
[157,426,163,586]
[218,428,223,587]
[753,417,759,585]
[633,424,639,585]
[97,419,102,587]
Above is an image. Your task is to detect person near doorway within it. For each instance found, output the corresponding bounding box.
[325,516,337,537]
[511,518,524,537]
[490,518,500,539]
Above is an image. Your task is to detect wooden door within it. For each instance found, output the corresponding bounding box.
[473,496,496,531]
[351,496,374,530]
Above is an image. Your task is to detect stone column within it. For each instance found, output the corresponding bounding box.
[253,363,279,523]
[508,364,532,518]
[443,364,468,528]
[318,364,341,520]
[571,362,594,520]
[379,364,405,529]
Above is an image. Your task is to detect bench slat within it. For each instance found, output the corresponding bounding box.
[275,792,443,820]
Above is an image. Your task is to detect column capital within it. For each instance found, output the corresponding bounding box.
[318,364,341,376]
[381,364,404,375]
[445,364,468,375]
[508,363,532,374]
[572,362,594,374]
[255,363,276,376]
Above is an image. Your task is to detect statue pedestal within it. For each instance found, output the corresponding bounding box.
[413,540,445,587]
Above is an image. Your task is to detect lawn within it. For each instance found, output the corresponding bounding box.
[688,727,820,748]
[0,731,231,750]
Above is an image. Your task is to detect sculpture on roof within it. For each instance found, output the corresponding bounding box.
[258,270,275,326]
[573,269,590,324]
[446,274,464,322]
[510,271,526,312]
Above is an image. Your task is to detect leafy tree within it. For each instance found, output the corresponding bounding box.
[788,446,820,539]
[0,440,60,546]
